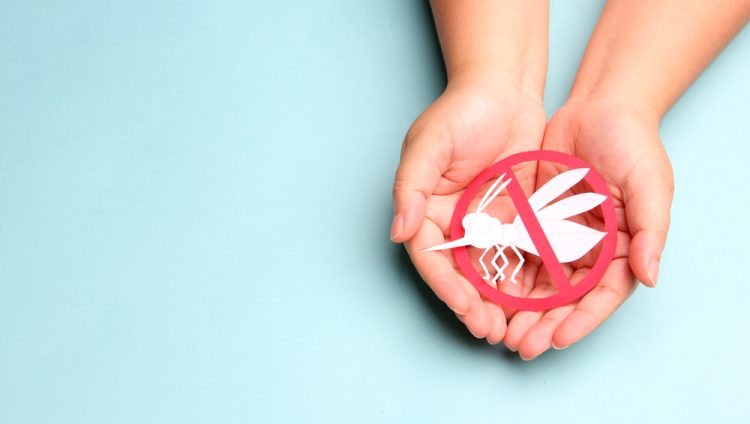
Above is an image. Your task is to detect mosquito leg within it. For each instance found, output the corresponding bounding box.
[510,245,525,284]
[491,246,508,287]
[498,246,511,276]
[479,247,492,281]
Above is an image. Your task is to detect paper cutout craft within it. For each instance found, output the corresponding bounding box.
[420,150,617,311]
[422,168,606,286]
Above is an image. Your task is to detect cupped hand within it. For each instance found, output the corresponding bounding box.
[391,75,546,344]
[504,98,674,359]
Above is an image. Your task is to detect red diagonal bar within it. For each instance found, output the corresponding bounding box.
[504,170,572,294]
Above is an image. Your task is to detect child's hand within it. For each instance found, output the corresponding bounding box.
[391,76,546,343]
[504,99,674,359]
[499,0,750,359]
[392,0,549,344]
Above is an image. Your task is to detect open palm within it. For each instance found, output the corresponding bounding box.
[504,100,674,359]
[392,80,546,343]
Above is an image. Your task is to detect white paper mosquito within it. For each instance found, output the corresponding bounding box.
[421,168,607,287]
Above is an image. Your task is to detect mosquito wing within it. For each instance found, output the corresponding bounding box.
[534,192,606,221]
[507,168,606,262]
[514,220,606,263]
[513,168,589,225]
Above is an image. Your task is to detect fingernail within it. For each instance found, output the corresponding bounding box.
[552,342,568,350]
[647,259,660,287]
[520,353,536,361]
[390,214,404,241]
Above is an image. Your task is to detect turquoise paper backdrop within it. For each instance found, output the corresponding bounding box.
[1,1,748,422]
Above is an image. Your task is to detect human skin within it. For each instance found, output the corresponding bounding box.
[392,0,750,357]
[390,0,549,343]
[504,0,750,359]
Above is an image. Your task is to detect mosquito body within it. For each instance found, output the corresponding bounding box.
[421,168,607,287]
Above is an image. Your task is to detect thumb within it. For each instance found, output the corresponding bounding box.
[623,155,674,287]
[391,127,449,243]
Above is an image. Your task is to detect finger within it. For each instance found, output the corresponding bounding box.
[623,154,674,287]
[503,270,555,352]
[455,297,492,339]
[485,302,507,345]
[391,127,450,243]
[551,258,637,349]
[405,219,476,315]
[504,308,542,352]
[517,303,576,360]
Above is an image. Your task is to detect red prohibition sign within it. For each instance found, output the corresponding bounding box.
[451,150,618,311]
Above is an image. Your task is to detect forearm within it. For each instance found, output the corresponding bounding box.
[569,0,750,118]
[430,0,549,100]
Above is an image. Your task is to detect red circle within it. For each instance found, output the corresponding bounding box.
[450,150,617,311]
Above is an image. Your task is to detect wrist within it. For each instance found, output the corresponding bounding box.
[446,64,545,105]
[565,84,664,125]
[567,68,672,122]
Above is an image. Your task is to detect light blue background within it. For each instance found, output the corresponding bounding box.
[1,1,748,422]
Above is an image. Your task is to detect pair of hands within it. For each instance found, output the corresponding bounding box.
[390,77,673,360]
